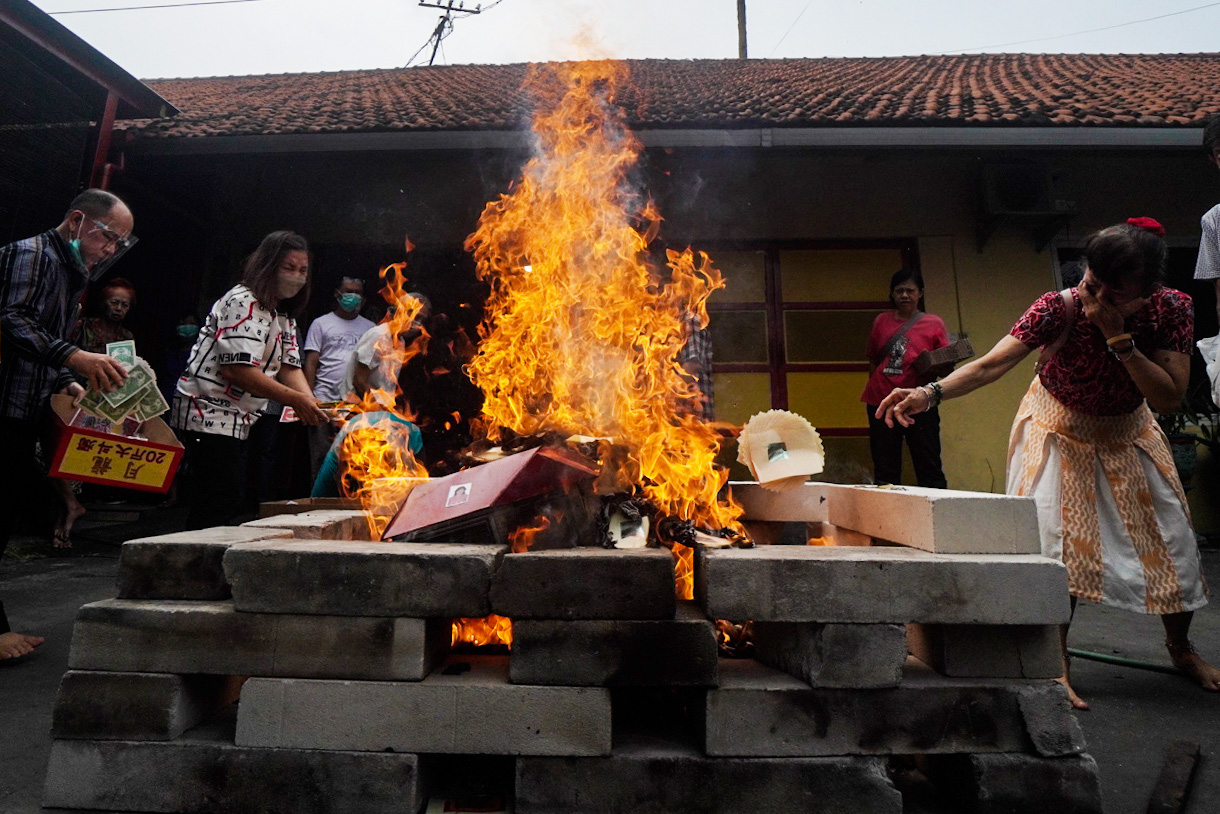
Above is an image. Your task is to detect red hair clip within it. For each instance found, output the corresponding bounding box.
[1126,217,1166,238]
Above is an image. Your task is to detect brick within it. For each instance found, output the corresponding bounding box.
[117,526,294,600]
[258,496,362,518]
[696,545,1070,624]
[704,658,1085,758]
[516,741,901,814]
[510,601,718,686]
[52,671,243,741]
[823,483,1040,554]
[68,599,450,680]
[907,623,1062,679]
[236,655,611,756]
[929,752,1103,814]
[241,508,373,540]
[491,547,676,620]
[43,713,426,814]
[753,622,906,688]
[730,480,828,522]
[225,539,502,617]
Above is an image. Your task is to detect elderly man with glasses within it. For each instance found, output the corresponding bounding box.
[0,188,135,660]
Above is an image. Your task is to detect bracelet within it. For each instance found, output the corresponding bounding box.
[1105,333,1133,347]
[929,381,944,407]
[918,382,943,408]
[1107,340,1135,358]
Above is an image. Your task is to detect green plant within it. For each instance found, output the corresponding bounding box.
[1156,382,1220,455]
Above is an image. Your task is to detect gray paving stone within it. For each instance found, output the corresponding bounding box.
[823,483,1041,554]
[241,508,373,540]
[258,496,362,518]
[696,545,1070,624]
[516,740,901,814]
[68,599,450,680]
[43,714,426,814]
[117,526,294,600]
[907,623,1062,678]
[931,752,1103,814]
[490,547,676,620]
[752,622,906,688]
[236,654,611,756]
[704,658,1085,758]
[52,671,243,741]
[225,539,503,616]
[510,600,718,686]
[729,480,828,522]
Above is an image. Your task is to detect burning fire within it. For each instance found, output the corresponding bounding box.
[338,260,430,538]
[464,61,745,595]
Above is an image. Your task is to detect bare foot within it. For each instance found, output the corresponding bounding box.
[0,631,45,660]
[1167,641,1220,692]
[52,529,72,549]
[1055,676,1090,711]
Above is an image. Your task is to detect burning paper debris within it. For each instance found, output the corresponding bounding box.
[737,410,824,493]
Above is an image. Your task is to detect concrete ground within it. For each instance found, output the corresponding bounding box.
[0,505,1217,814]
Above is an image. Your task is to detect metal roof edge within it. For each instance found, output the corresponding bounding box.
[125,125,1203,156]
[1,0,177,119]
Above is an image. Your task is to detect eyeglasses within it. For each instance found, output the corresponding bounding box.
[87,218,136,250]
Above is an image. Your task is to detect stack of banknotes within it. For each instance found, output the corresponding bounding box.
[70,340,170,433]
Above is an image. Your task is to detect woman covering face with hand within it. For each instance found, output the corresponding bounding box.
[170,231,329,529]
[876,218,1220,709]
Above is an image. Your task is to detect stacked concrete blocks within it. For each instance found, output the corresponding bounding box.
[45,482,1099,813]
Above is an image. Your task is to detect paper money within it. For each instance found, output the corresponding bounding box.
[130,380,170,422]
[100,358,154,407]
[79,383,145,424]
[105,340,136,366]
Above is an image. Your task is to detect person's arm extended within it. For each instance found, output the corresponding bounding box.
[877,335,1032,427]
[217,364,328,424]
[302,350,320,392]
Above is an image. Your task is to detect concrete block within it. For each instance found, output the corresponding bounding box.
[491,547,676,620]
[242,508,373,540]
[258,496,362,518]
[68,599,450,680]
[730,480,828,522]
[907,623,1062,679]
[52,670,243,741]
[225,539,502,617]
[930,752,1103,814]
[510,600,718,686]
[43,713,426,814]
[753,622,906,688]
[516,741,901,814]
[823,483,1040,554]
[704,658,1086,758]
[117,526,294,600]
[236,655,611,756]
[696,545,1070,624]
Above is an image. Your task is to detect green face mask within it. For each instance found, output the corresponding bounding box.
[68,238,86,269]
[338,293,363,313]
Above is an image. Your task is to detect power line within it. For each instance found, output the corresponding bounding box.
[767,0,813,57]
[48,0,265,14]
[407,0,505,67]
[940,1,1220,53]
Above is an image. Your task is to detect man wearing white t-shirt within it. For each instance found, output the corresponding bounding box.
[1196,115,1220,323]
[303,277,373,476]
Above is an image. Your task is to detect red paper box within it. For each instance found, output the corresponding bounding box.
[47,394,184,494]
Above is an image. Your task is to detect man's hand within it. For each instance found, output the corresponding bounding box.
[59,381,86,406]
[65,350,127,392]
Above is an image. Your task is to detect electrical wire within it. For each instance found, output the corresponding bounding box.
[940,1,1220,53]
[48,0,264,13]
[1068,648,1183,676]
[767,0,813,57]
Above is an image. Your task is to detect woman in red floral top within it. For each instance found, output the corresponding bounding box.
[878,219,1218,710]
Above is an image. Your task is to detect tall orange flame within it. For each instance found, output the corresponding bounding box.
[464,61,744,555]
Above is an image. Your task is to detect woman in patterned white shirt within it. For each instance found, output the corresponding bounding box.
[172,231,329,529]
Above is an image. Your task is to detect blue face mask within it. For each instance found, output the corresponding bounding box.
[177,324,199,340]
[68,238,86,269]
[338,293,363,313]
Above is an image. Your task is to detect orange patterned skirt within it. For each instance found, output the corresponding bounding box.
[1006,378,1207,615]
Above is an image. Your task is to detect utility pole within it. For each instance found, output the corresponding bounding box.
[417,0,484,66]
[737,0,747,58]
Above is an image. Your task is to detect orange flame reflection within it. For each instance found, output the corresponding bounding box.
[464,61,745,577]
[452,614,513,648]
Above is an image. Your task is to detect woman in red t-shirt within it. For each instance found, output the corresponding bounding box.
[862,269,950,488]
[877,219,1219,709]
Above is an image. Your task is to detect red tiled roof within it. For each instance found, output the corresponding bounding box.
[131,54,1220,139]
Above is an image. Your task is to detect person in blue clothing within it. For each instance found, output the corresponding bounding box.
[311,409,423,497]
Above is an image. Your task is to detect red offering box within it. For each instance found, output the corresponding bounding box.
[47,394,183,494]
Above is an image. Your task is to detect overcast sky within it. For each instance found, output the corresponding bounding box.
[30,0,1220,80]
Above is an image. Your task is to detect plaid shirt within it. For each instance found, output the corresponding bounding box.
[0,230,89,421]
